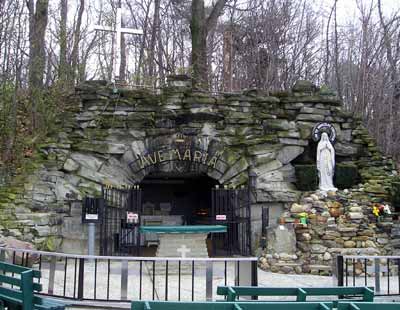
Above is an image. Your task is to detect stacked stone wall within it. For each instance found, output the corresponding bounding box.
[259,188,393,275]
[0,78,395,260]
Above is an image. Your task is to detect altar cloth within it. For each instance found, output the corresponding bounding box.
[139,225,227,234]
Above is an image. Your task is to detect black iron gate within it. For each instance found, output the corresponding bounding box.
[211,186,251,256]
[100,186,142,256]
[97,184,250,256]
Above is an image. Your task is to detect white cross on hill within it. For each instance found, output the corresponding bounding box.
[92,8,143,82]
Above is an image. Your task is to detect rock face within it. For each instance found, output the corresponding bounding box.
[0,78,396,257]
[267,225,297,254]
[0,236,39,266]
[259,188,394,275]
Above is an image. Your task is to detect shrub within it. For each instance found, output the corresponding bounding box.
[335,163,360,189]
[295,164,317,191]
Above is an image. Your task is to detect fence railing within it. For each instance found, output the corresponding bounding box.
[0,246,258,302]
[335,255,400,296]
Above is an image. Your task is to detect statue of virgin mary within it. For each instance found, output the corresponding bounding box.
[317,132,337,192]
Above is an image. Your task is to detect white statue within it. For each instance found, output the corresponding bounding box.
[317,132,337,192]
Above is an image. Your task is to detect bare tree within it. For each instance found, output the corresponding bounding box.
[28,0,49,130]
[58,0,68,82]
[191,0,228,89]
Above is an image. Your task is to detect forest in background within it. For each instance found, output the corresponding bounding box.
[0,0,399,169]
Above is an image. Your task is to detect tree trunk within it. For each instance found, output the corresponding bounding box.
[190,0,208,89]
[148,0,161,84]
[71,0,85,85]
[223,28,233,91]
[58,0,68,82]
[118,0,126,80]
[119,34,127,80]
[156,4,165,86]
[190,0,227,89]
[28,0,48,90]
[378,0,399,155]
[333,0,342,101]
[28,0,49,130]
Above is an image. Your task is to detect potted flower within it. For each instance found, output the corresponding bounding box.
[372,204,391,221]
[298,212,308,225]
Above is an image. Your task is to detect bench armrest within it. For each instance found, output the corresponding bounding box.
[21,270,34,310]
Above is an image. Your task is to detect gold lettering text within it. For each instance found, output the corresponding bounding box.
[138,154,150,169]
[157,150,166,162]
[202,153,208,164]
[147,152,157,165]
[193,151,203,163]
[207,156,218,168]
[172,149,181,160]
[182,149,191,161]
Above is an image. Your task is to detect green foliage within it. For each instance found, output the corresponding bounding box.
[390,176,400,209]
[295,164,318,191]
[0,82,15,130]
[0,82,68,168]
[334,163,360,189]
[295,163,360,191]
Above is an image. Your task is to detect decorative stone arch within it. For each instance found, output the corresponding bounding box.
[119,133,249,187]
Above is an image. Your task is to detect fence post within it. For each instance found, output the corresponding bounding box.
[77,258,85,300]
[88,223,96,256]
[206,261,213,301]
[336,255,344,286]
[121,260,128,300]
[48,256,57,295]
[0,249,5,262]
[374,258,381,293]
[251,260,258,300]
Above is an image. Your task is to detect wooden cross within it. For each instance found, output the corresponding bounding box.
[93,7,143,81]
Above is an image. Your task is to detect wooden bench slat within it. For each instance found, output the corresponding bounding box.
[217,287,300,295]
[131,301,331,310]
[0,274,42,292]
[0,286,23,301]
[337,302,400,310]
[34,296,66,308]
[235,302,329,310]
[0,262,64,310]
[132,301,400,310]
[217,286,374,302]
[0,262,41,278]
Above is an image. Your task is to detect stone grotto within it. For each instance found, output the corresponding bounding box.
[0,76,399,274]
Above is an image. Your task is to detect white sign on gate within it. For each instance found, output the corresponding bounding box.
[216,214,227,221]
[85,214,99,220]
[127,212,139,223]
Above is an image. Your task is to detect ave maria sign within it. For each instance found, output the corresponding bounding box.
[136,148,223,170]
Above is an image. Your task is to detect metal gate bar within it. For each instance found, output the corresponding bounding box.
[0,246,258,302]
[211,186,251,256]
[100,186,142,256]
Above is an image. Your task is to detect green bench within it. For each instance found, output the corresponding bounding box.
[131,301,400,310]
[216,286,374,302]
[0,261,65,310]
[131,301,332,310]
[337,302,400,310]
